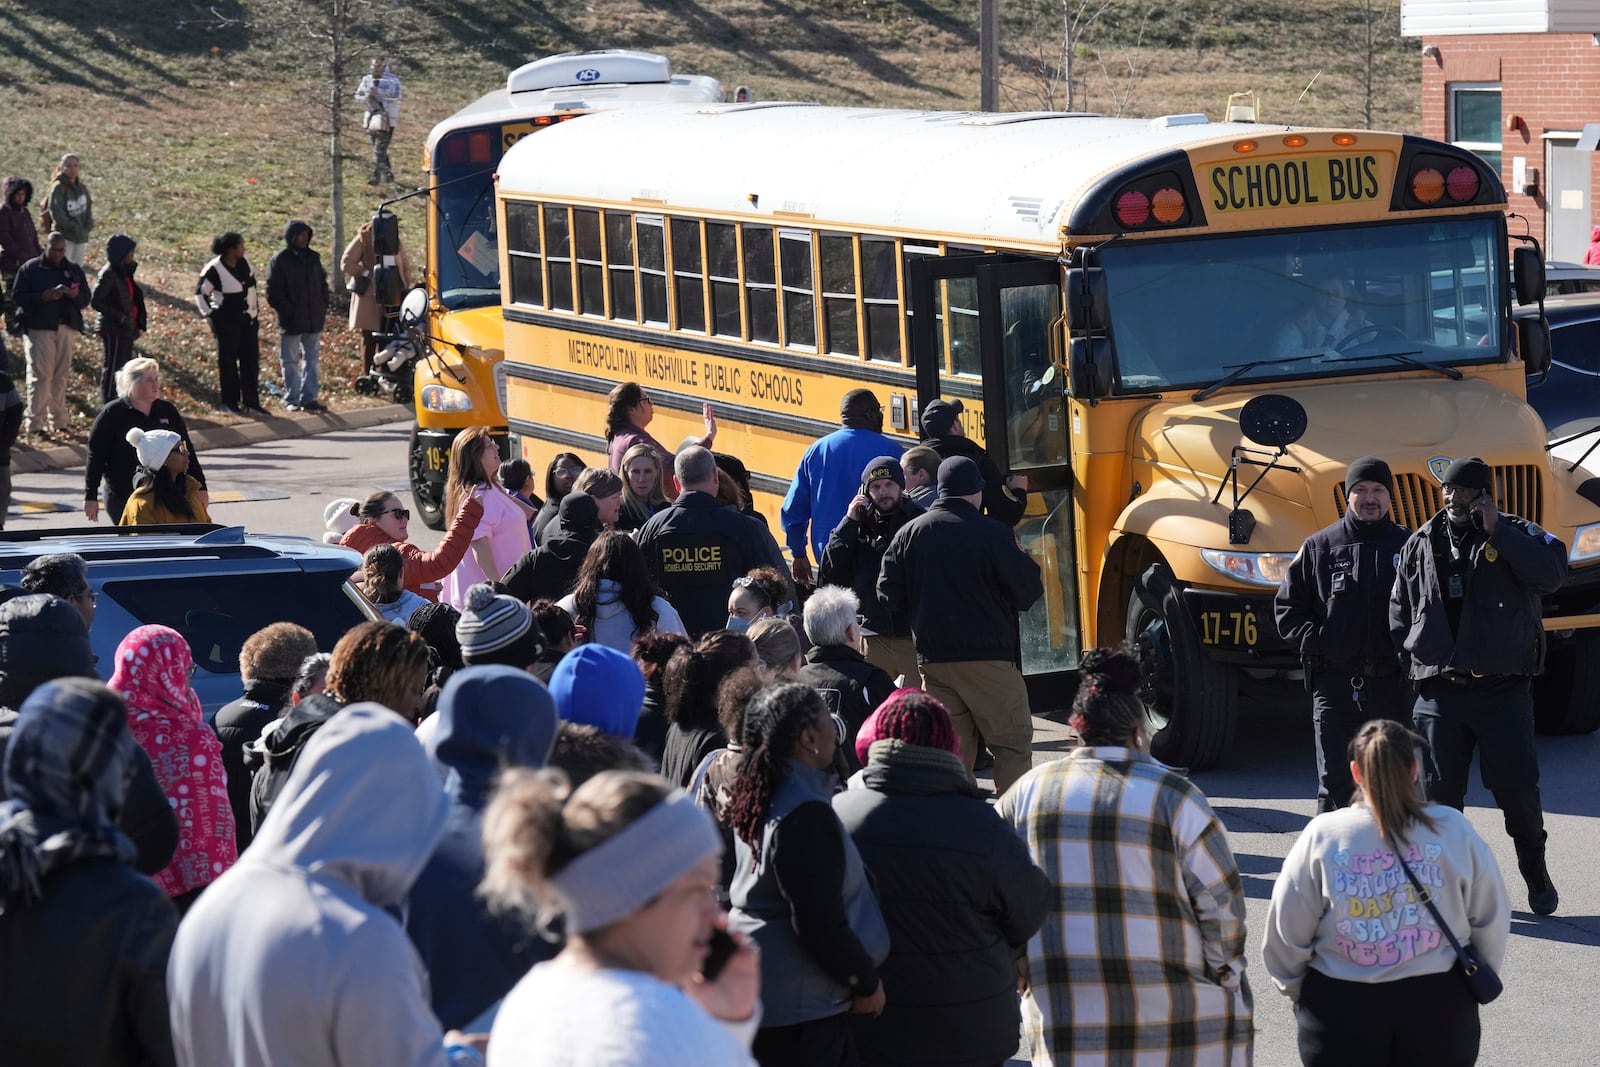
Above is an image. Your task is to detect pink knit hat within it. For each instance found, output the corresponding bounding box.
[855,687,961,765]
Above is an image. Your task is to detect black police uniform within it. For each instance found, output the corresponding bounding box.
[817,495,924,639]
[1276,509,1412,811]
[635,489,790,639]
[1390,502,1566,911]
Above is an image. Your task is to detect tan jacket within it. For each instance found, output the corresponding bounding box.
[341,229,412,333]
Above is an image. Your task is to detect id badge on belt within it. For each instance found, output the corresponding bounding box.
[1448,573,1464,599]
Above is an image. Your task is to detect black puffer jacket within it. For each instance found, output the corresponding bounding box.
[832,748,1051,1067]
[878,498,1043,664]
[246,693,343,833]
[264,220,329,334]
[817,497,923,638]
[90,235,147,340]
[796,644,896,764]
[211,679,293,851]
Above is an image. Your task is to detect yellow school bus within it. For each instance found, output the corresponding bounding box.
[407,50,731,528]
[493,103,1600,768]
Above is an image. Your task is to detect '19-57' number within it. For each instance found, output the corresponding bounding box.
[1200,610,1258,647]
[426,446,449,472]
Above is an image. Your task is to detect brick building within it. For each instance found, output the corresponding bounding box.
[1403,1,1600,261]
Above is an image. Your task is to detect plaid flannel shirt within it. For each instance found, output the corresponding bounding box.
[998,747,1254,1067]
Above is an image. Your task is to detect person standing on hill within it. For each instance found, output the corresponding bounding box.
[90,234,146,404]
[12,232,89,437]
[45,155,92,267]
[196,232,265,415]
[355,57,404,186]
[0,177,43,337]
[781,389,902,587]
[341,218,411,374]
[265,220,329,414]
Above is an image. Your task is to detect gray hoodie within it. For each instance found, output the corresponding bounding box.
[557,578,686,653]
[167,703,453,1067]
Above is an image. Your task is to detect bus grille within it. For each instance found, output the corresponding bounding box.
[1334,465,1542,530]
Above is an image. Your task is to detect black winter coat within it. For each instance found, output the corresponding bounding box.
[636,490,791,638]
[1275,512,1410,669]
[264,229,329,335]
[832,754,1051,1067]
[817,498,923,638]
[91,261,147,340]
[84,398,207,518]
[211,679,292,852]
[878,498,1043,664]
[246,693,343,834]
[796,644,896,763]
[0,857,178,1067]
[12,253,90,331]
[501,527,595,604]
[1390,511,1568,680]
[922,433,1026,527]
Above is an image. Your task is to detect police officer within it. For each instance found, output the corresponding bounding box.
[636,445,790,639]
[1390,456,1566,916]
[1276,456,1412,811]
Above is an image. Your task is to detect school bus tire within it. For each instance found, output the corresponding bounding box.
[1126,563,1239,771]
[409,425,446,531]
[1532,628,1600,735]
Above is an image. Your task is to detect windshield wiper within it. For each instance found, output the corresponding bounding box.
[1324,350,1462,381]
[1191,354,1328,402]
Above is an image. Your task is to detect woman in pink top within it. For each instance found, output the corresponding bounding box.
[604,381,717,472]
[440,426,533,608]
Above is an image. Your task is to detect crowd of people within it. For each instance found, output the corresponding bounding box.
[0,374,1540,1066]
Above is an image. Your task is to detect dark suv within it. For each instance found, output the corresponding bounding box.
[1522,293,1600,438]
[0,525,375,713]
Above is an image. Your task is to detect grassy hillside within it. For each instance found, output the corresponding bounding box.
[0,0,1418,439]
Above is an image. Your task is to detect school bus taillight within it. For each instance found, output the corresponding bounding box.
[1116,190,1151,226]
[1151,187,1186,224]
[1446,166,1480,202]
[1411,167,1445,204]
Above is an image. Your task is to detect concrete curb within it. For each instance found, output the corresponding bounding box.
[10,403,413,475]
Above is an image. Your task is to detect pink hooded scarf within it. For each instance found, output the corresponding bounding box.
[110,625,237,898]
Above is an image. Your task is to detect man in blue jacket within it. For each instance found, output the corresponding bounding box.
[781,388,901,587]
[879,456,1043,793]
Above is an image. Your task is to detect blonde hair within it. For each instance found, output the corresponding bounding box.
[444,427,495,520]
[116,358,161,401]
[747,616,802,675]
[619,442,669,512]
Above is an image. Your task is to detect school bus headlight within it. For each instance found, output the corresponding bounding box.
[421,385,473,412]
[1568,523,1600,564]
[1201,549,1295,588]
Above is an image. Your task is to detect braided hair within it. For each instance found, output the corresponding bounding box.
[1071,645,1146,747]
[724,683,828,849]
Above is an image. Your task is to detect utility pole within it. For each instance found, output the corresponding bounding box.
[980,0,998,111]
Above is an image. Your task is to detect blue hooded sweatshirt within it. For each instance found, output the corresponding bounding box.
[405,666,561,1030]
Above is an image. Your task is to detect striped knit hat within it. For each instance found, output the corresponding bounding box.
[455,583,535,659]
[854,687,960,765]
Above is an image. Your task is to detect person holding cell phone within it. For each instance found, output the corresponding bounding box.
[1390,456,1568,916]
[10,231,89,436]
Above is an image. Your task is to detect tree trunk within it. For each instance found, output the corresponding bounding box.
[330,0,347,296]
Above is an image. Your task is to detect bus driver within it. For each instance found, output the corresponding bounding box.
[1272,271,1370,359]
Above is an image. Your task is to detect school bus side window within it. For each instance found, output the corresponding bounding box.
[544,207,573,312]
[708,222,741,338]
[606,211,637,323]
[673,218,707,333]
[743,225,778,344]
[574,208,604,317]
[638,216,668,325]
[862,237,901,364]
[780,231,817,351]
[505,201,543,307]
[820,234,858,356]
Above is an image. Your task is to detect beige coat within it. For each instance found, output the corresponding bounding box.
[341,227,412,333]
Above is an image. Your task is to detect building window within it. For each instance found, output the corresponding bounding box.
[1449,83,1501,175]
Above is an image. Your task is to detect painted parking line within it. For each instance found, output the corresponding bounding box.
[10,499,75,514]
[206,487,291,504]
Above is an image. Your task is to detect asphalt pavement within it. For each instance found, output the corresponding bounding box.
[8,421,1597,1065]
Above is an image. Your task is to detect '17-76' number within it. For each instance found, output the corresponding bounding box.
[1199,610,1258,647]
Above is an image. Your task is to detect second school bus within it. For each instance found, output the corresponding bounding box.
[491,102,1600,769]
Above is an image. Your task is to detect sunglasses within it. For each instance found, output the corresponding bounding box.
[75,589,99,606]
[382,507,411,520]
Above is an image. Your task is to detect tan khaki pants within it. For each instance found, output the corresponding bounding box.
[24,325,74,433]
[918,659,1035,795]
[863,634,920,689]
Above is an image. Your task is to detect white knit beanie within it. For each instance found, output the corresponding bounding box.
[125,427,182,470]
[323,498,360,545]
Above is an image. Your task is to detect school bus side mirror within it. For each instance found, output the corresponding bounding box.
[1069,336,1113,401]
[1519,315,1551,379]
[1513,246,1545,307]
[1065,268,1108,333]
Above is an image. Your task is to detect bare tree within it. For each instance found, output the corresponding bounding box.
[1355,0,1397,129]
[1002,0,1122,113]
[1091,4,1155,117]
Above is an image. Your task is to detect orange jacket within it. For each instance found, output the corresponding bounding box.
[341,495,483,601]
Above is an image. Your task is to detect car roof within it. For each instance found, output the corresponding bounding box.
[0,524,360,574]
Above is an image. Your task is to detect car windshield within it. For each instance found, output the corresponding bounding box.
[434,164,500,310]
[1101,216,1505,393]
[104,570,368,673]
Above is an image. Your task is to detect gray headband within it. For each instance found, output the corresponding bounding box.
[549,791,722,934]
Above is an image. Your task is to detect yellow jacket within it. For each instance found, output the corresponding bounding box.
[120,477,212,526]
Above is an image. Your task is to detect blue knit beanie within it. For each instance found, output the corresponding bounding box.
[547,644,646,738]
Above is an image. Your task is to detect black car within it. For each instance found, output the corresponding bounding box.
[1523,293,1600,438]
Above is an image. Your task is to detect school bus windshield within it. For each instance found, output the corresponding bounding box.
[1101,215,1506,393]
[433,161,500,310]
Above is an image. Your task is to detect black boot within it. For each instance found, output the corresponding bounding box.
[1515,841,1559,916]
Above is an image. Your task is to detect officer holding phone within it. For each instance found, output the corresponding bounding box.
[1390,456,1567,916]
